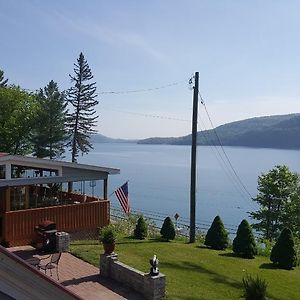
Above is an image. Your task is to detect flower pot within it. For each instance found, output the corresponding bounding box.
[103,242,115,254]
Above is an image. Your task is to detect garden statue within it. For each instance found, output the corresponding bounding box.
[149,254,159,276]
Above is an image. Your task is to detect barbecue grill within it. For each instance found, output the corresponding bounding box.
[34,220,57,253]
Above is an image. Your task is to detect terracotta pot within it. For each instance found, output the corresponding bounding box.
[103,242,115,254]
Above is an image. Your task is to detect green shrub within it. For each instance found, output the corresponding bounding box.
[256,239,274,257]
[99,225,116,244]
[270,227,298,269]
[233,219,257,258]
[160,216,176,241]
[242,275,267,300]
[205,215,229,250]
[134,215,148,239]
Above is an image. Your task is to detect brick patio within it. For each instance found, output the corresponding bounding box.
[9,246,144,300]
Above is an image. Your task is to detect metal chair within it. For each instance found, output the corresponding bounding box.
[38,252,62,280]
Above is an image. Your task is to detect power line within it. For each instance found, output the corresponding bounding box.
[197,117,253,203]
[101,107,191,122]
[99,80,187,95]
[199,92,254,200]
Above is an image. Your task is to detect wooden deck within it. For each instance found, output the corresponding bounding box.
[2,200,110,246]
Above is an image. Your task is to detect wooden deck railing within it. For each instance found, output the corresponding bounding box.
[3,200,110,246]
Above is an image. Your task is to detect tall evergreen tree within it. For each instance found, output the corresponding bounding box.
[32,80,67,159]
[66,52,98,163]
[233,219,257,259]
[0,69,8,87]
[204,216,229,250]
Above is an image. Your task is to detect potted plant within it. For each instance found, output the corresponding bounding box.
[99,225,116,254]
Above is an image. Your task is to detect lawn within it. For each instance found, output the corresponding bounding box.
[70,237,300,300]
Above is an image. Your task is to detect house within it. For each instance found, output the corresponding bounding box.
[0,245,82,299]
[0,153,120,247]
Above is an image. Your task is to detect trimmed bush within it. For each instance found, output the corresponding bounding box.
[233,219,257,258]
[134,215,148,239]
[205,216,229,250]
[160,216,176,241]
[242,275,267,300]
[270,227,297,270]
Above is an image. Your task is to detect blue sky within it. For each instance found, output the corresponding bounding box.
[1,0,300,139]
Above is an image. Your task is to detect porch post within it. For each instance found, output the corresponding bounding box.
[25,186,29,209]
[103,178,108,200]
[5,187,10,212]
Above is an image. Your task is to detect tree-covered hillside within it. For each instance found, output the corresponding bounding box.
[138,114,300,149]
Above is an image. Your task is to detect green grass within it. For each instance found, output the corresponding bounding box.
[70,237,300,300]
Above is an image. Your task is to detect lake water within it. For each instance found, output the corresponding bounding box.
[77,143,300,230]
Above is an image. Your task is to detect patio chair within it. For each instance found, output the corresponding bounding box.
[38,252,62,280]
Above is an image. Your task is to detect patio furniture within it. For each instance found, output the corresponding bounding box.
[38,252,62,280]
[25,257,41,268]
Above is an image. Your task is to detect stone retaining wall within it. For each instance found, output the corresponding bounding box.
[100,253,166,300]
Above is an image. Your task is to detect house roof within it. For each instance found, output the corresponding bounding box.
[0,245,82,299]
[0,155,120,187]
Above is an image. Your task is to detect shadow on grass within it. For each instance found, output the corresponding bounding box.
[116,237,162,245]
[196,245,210,249]
[162,261,243,290]
[259,263,277,270]
[218,252,237,258]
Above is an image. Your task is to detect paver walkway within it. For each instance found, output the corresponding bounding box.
[9,246,144,300]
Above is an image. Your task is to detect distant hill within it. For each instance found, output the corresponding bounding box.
[138,113,300,149]
[91,133,137,144]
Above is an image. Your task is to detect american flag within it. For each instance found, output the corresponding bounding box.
[115,182,130,214]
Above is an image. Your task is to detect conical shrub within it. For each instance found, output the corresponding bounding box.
[233,219,257,258]
[270,228,297,269]
[205,216,229,250]
[160,216,175,241]
[134,215,148,239]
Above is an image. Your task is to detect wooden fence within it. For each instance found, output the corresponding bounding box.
[3,200,110,246]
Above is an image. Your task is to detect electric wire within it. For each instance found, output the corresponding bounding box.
[197,116,253,203]
[101,107,191,122]
[99,80,187,94]
[199,92,254,200]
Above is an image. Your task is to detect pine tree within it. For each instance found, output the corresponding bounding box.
[32,80,67,159]
[66,52,98,163]
[233,219,257,258]
[0,69,8,87]
[160,216,176,241]
[270,228,297,269]
[204,216,229,250]
[134,216,148,239]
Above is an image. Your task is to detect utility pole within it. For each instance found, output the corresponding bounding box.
[189,71,199,243]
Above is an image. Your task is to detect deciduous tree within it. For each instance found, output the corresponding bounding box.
[250,165,299,240]
[0,86,37,154]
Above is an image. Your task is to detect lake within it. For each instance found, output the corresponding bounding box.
[77,143,300,230]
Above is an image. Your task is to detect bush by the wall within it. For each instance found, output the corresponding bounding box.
[233,219,257,258]
[160,216,175,241]
[204,216,229,250]
[242,275,267,300]
[134,215,148,239]
[270,227,298,270]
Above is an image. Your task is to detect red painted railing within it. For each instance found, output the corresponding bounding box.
[3,200,110,246]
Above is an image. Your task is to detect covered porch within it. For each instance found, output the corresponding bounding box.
[0,154,120,246]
